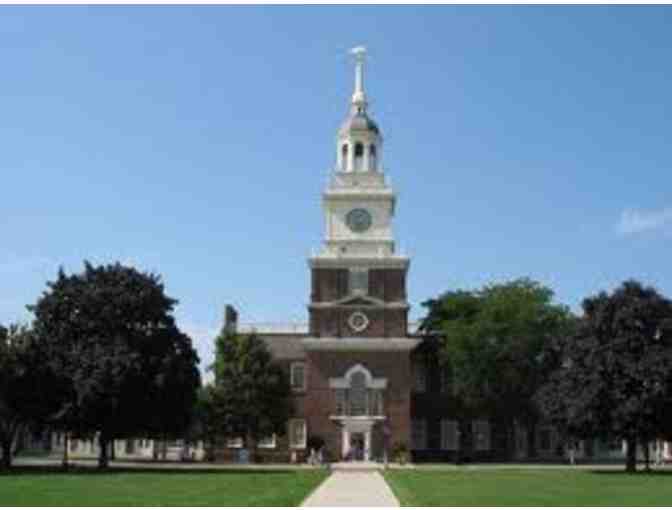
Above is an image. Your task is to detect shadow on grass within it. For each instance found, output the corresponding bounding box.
[1,465,302,477]
[589,468,672,476]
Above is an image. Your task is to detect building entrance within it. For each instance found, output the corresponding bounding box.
[349,433,365,461]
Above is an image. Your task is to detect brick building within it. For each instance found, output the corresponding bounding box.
[49,49,672,466]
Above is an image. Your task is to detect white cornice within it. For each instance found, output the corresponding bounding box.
[308,256,410,270]
[308,301,409,310]
[302,336,420,352]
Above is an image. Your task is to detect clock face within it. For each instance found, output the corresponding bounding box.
[346,208,372,233]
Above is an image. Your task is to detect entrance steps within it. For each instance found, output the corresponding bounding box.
[330,461,381,472]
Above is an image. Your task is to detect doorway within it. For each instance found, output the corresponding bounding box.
[349,433,365,461]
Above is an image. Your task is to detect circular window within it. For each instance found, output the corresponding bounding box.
[348,311,370,333]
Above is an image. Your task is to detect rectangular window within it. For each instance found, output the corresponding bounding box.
[335,389,347,415]
[413,361,427,393]
[227,437,243,449]
[290,362,306,392]
[289,419,307,449]
[348,268,369,295]
[441,420,459,450]
[369,389,384,416]
[472,420,490,451]
[411,419,427,450]
[258,434,276,449]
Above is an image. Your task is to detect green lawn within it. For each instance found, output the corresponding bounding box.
[384,469,672,506]
[0,467,328,506]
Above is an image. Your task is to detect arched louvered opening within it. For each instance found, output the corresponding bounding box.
[354,142,364,172]
[341,143,349,171]
[369,144,377,171]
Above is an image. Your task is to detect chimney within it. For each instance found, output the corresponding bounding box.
[224,305,238,334]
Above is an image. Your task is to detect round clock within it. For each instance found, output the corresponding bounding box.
[348,311,370,333]
[346,208,372,233]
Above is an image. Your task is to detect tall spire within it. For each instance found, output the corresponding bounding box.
[350,46,367,109]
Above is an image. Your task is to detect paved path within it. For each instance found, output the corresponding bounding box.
[302,470,399,507]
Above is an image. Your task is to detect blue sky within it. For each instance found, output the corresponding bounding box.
[2,6,672,370]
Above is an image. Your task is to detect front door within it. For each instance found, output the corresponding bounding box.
[350,433,365,461]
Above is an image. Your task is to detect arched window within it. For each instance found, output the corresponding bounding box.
[354,142,364,172]
[349,371,368,416]
[341,144,349,171]
[369,144,377,171]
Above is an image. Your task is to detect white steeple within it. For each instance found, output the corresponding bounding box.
[308,47,408,267]
[350,46,367,109]
[336,46,383,174]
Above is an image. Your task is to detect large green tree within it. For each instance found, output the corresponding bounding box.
[30,262,201,468]
[537,280,672,472]
[0,324,64,469]
[420,278,575,458]
[210,329,292,461]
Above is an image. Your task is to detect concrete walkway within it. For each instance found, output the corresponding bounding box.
[302,470,399,507]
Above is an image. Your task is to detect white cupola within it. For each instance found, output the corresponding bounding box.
[336,47,383,173]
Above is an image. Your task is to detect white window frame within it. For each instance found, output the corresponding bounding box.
[227,437,243,449]
[411,419,428,450]
[290,362,307,392]
[258,434,277,449]
[472,420,491,451]
[348,268,369,295]
[289,419,307,449]
[441,419,459,450]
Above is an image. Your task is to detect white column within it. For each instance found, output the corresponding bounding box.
[364,430,371,461]
[342,427,349,459]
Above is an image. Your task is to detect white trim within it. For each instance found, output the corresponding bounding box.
[226,437,243,449]
[289,419,307,449]
[348,311,370,332]
[258,434,276,449]
[290,362,307,392]
[329,363,388,389]
[304,337,420,352]
[308,256,409,270]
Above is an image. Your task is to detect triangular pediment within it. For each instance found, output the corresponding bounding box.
[333,294,385,307]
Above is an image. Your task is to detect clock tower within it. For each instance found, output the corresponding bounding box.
[308,47,411,340]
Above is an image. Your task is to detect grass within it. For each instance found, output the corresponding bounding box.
[383,468,672,506]
[0,467,329,506]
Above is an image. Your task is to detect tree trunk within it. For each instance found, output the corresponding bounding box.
[110,438,116,461]
[98,433,109,469]
[643,440,651,472]
[625,437,637,473]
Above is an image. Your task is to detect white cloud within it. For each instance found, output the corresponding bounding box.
[616,206,672,236]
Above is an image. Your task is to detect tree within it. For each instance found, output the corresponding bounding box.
[30,261,201,468]
[420,278,574,459]
[0,324,64,470]
[210,329,292,461]
[145,329,201,459]
[537,280,672,472]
